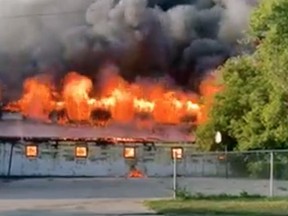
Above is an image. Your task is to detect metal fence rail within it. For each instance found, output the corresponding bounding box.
[173,149,288,198]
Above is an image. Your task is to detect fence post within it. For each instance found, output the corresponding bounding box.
[225,146,228,179]
[173,154,177,199]
[269,151,274,197]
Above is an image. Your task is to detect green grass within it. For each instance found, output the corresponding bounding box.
[175,189,265,200]
[146,198,288,216]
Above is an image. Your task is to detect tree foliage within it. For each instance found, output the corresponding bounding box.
[196,0,288,151]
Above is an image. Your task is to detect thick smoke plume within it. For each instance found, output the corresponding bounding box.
[0,0,258,101]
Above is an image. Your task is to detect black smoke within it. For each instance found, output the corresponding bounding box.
[0,0,257,100]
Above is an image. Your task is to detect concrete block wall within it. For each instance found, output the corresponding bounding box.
[0,142,227,177]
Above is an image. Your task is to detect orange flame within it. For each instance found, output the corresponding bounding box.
[128,168,145,178]
[4,75,54,121]
[198,72,223,123]
[62,72,93,122]
[3,67,222,126]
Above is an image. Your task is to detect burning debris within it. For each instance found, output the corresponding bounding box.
[128,167,145,178]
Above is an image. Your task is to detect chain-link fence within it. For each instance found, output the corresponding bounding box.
[173,150,288,197]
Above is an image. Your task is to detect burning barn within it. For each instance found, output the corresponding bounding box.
[0,112,197,177]
[0,112,228,178]
[0,44,221,178]
[0,69,207,177]
[0,0,256,177]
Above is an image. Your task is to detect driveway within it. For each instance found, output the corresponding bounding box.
[0,178,165,216]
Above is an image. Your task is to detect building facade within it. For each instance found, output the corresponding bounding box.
[0,139,227,177]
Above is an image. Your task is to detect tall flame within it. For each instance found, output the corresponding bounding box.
[2,69,221,126]
[198,72,223,123]
[5,75,54,121]
[62,72,93,122]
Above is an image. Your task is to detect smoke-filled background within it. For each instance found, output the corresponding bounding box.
[0,0,258,101]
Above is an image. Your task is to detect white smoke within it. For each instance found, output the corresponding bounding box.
[218,0,255,43]
[0,0,93,53]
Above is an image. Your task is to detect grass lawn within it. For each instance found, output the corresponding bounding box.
[146,199,288,216]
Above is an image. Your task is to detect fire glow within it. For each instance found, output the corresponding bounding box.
[3,70,208,126]
[128,168,145,178]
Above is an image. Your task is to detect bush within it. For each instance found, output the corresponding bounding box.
[176,187,193,200]
[247,160,270,179]
[230,152,288,180]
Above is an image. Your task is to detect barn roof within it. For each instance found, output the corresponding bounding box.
[0,114,195,143]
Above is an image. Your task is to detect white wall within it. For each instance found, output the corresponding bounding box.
[0,142,226,177]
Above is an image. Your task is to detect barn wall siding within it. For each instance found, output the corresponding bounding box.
[0,142,226,177]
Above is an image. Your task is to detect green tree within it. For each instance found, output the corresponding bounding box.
[251,0,288,93]
[196,0,288,151]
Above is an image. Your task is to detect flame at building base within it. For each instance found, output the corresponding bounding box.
[128,168,145,178]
